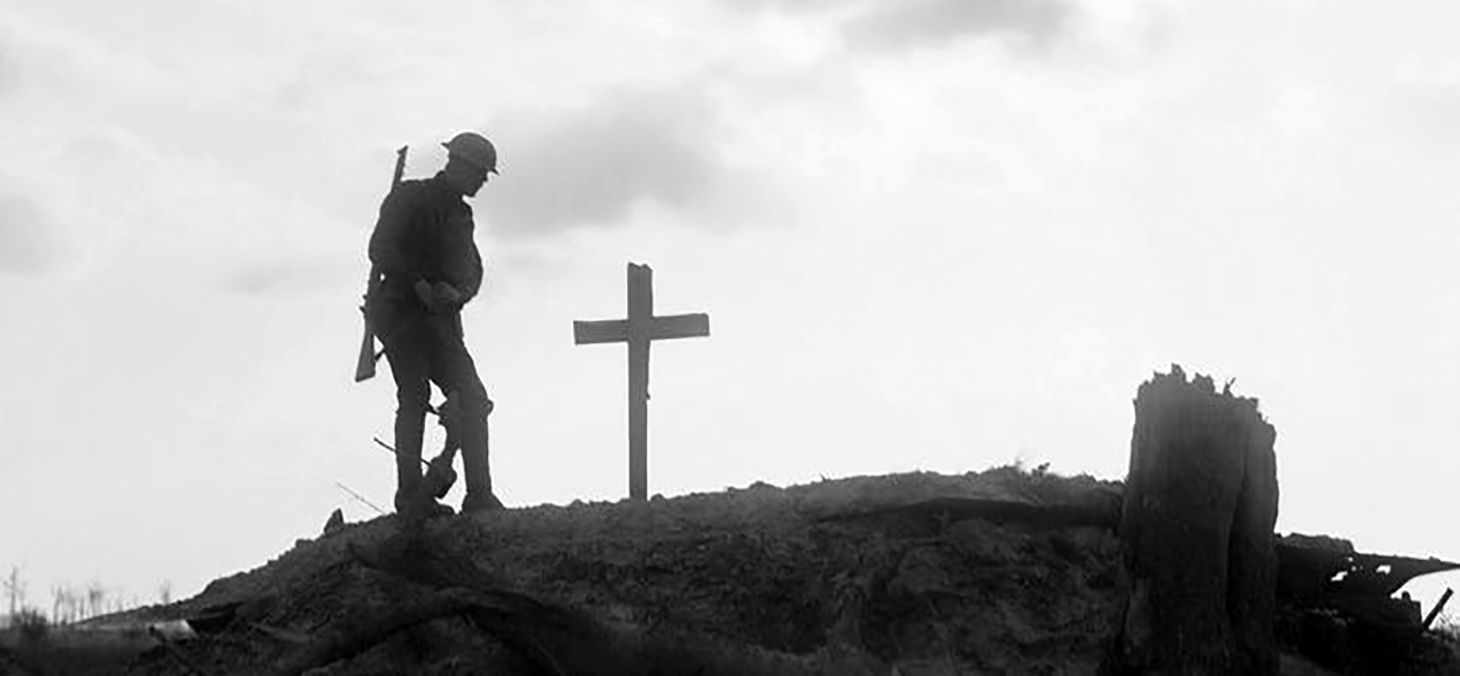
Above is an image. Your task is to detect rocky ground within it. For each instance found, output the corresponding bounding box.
[126,465,1125,675]
[3,464,1456,675]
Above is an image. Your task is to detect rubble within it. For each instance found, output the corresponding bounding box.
[120,467,1129,675]
[1275,533,1460,675]
[12,464,1459,675]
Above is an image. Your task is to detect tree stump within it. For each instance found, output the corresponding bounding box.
[1113,365,1279,675]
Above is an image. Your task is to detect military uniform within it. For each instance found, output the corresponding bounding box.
[366,171,497,514]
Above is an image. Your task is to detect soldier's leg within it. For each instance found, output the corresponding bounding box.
[382,327,432,513]
[428,316,498,512]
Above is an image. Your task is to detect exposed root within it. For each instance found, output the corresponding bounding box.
[253,529,690,675]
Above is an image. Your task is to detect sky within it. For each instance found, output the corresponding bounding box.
[2,0,1460,614]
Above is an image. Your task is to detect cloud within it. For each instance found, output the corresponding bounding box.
[0,42,14,99]
[0,188,74,275]
[843,0,1075,53]
[480,90,743,237]
[1384,81,1460,154]
[221,255,349,298]
[723,0,847,13]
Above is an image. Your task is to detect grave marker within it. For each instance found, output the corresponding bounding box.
[574,263,709,501]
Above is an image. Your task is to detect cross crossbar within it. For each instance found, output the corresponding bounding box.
[573,314,710,345]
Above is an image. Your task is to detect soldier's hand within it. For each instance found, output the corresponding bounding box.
[413,280,444,313]
[413,279,464,313]
[433,282,463,305]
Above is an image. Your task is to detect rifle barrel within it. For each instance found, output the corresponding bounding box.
[372,437,431,468]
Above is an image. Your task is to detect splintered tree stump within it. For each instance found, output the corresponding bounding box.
[1113,366,1279,676]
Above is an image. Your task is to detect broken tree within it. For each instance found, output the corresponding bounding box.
[574,263,709,502]
[1111,365,1280,676]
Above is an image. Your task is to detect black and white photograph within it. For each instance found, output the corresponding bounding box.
[2,1,1459,673]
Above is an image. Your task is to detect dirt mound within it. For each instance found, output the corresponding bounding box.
[0,646,36,676]
[117,466,1126,675]
[76,465,1460,674]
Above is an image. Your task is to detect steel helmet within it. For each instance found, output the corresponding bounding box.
[442,131,499,174]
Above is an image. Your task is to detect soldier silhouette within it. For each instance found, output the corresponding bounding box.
[365,131,503,517]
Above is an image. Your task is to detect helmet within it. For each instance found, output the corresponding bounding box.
[442,132,499,174]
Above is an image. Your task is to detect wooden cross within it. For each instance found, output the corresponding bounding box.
[574,263,710,502]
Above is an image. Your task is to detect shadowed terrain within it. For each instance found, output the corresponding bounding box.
[5,465,1457,675]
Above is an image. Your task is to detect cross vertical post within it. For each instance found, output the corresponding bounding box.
[626,264,652,501]
[574,263,710,502]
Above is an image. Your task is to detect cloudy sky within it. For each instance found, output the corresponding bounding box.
[3,0,1460,612]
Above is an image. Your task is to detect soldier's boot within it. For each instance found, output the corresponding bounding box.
[460,400,503,515]
[392,415,453,520]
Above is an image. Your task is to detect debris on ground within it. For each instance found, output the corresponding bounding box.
[22,464,1460,675]
[117,466,1128,675]
[1275,533,1460,675]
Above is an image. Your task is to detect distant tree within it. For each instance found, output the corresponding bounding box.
[63,585,81,623]
[15,606,47,642]
[3,566,25,619]
[112,586,127,615]
[55,586,69,624]
[86,581,104,620]
[158,580,173,605]
[50,585,64,624]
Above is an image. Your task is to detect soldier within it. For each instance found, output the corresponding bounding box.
[366,131,503,517]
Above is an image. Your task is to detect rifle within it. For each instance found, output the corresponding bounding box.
[354,145,409,382]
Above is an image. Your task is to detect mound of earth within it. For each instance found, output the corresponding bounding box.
[119,466,1126,675]
[101,464,1460,675]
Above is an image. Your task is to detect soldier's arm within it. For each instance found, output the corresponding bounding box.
[367,185,422,280]
[437,206,483,305]
[457,245,483,304]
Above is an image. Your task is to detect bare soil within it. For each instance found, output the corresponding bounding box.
[114,466,1126,675]
[41,464,1459,675]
